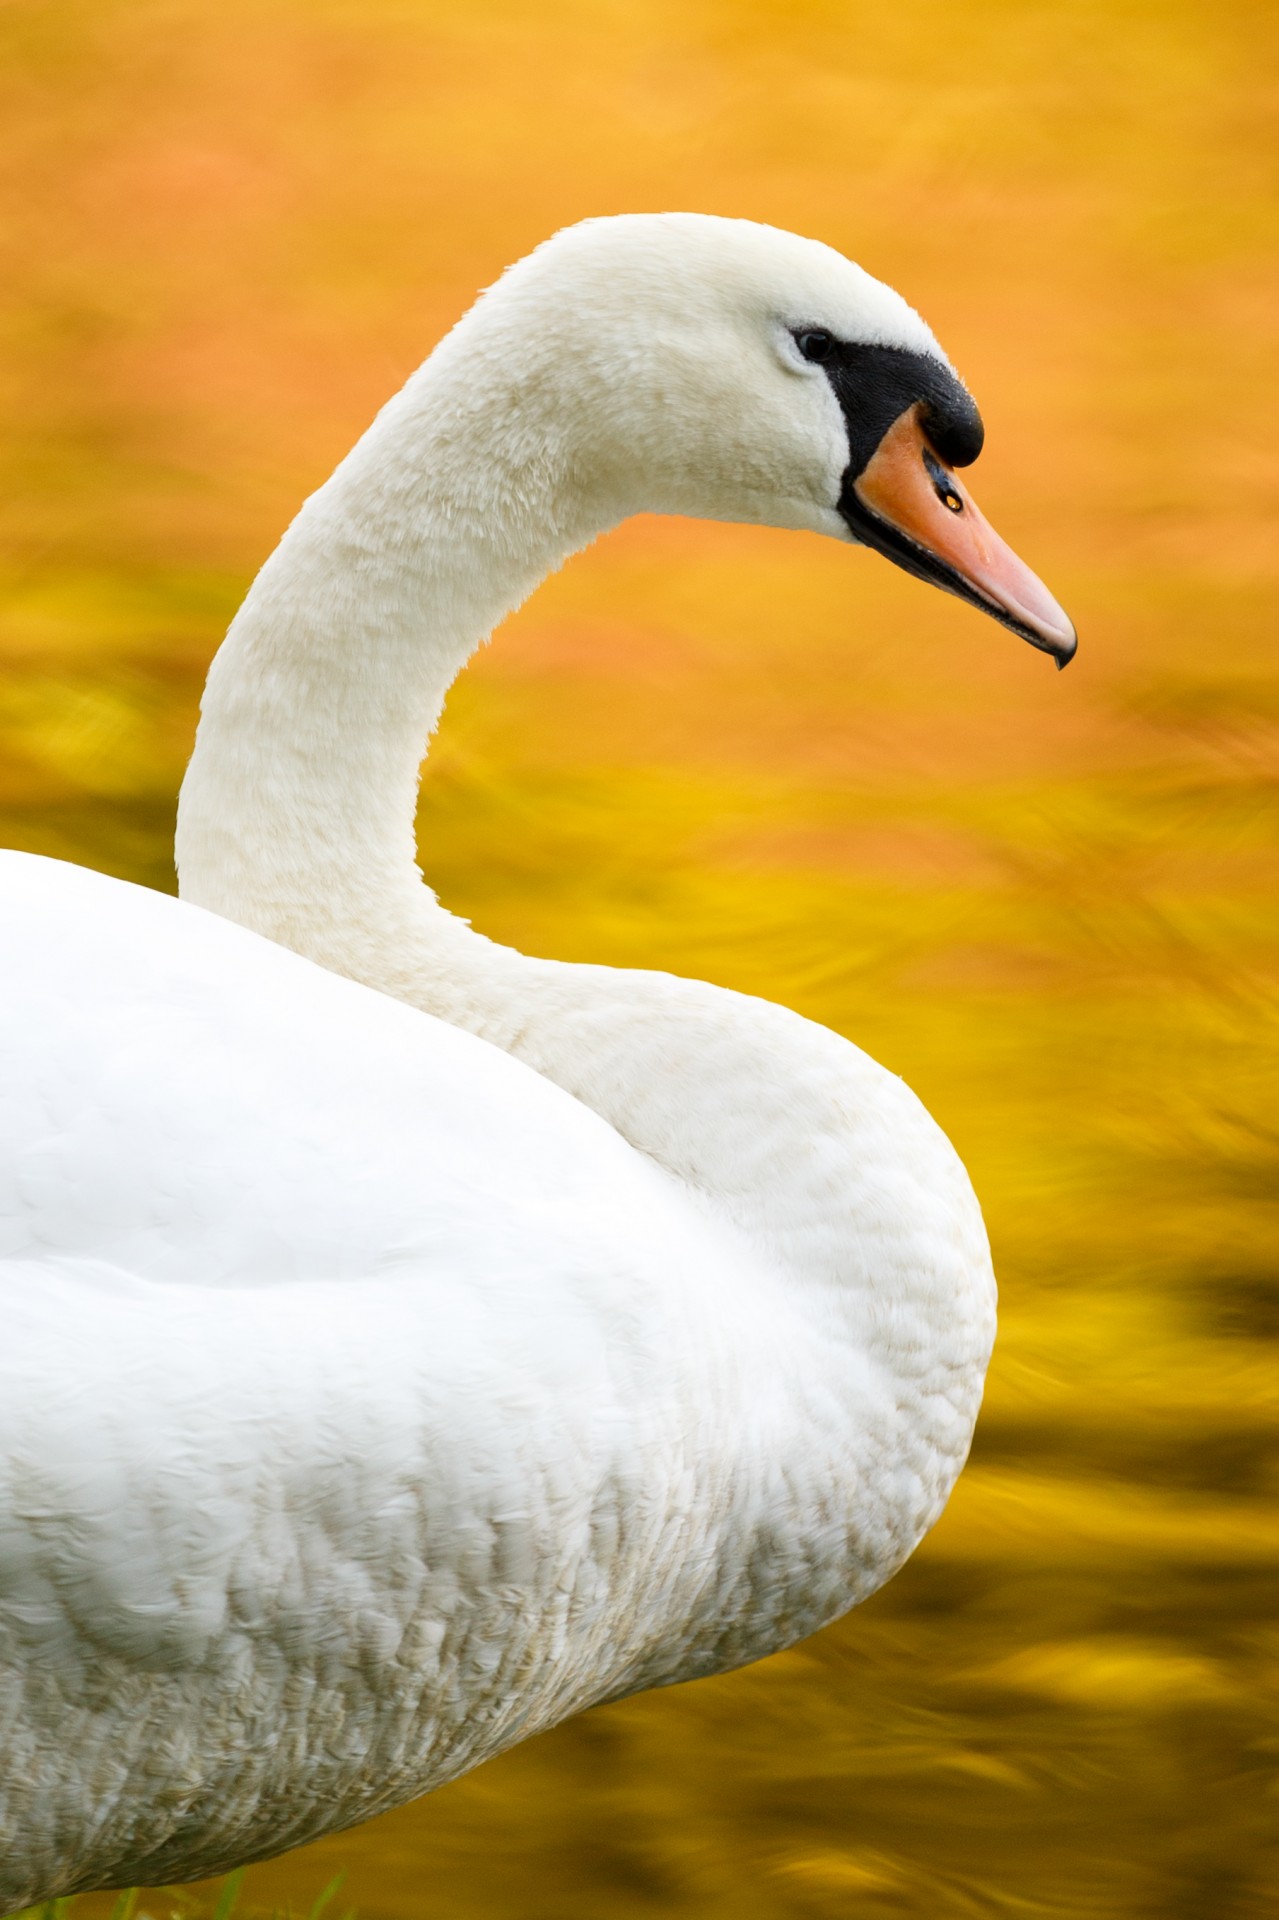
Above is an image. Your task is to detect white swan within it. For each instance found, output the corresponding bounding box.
[0,215,1074,1908]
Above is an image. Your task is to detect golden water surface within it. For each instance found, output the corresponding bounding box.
[3,1,1277,1914]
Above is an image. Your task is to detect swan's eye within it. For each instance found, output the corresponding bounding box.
[794,328,836,365]
[923,447,965,513]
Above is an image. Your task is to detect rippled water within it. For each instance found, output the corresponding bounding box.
[4,0,1277,1913]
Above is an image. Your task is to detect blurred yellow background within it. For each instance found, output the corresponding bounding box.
[3,0,1277,1914]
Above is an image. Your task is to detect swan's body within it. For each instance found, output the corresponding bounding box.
[0,216,1073,1905]
[1,852,986,1897]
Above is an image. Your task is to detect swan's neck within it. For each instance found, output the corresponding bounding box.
[177,351,602,948]
[177,352,994,1477]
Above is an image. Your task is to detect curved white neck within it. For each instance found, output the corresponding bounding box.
[178,346,600,939]
[177,344,993,1444]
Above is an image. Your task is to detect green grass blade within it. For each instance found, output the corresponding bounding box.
[211,1868,247,1920]
[305,1876,346,1920]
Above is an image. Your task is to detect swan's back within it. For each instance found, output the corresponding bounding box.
[0,851,702,1291]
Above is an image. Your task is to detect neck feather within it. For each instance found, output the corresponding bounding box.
[178,348,599,942]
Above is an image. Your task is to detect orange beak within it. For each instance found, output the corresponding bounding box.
[845,403,1077,668]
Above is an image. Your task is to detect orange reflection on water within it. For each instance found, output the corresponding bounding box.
[3,0,1277,1914]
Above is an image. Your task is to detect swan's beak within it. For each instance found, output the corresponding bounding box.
[841,404,1077,667]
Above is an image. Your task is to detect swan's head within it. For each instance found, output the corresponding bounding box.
[463,213,1075,666]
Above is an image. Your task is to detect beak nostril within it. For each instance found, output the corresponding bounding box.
[922,446,964,513]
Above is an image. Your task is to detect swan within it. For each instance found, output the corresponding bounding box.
[0,214,1075,1908]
